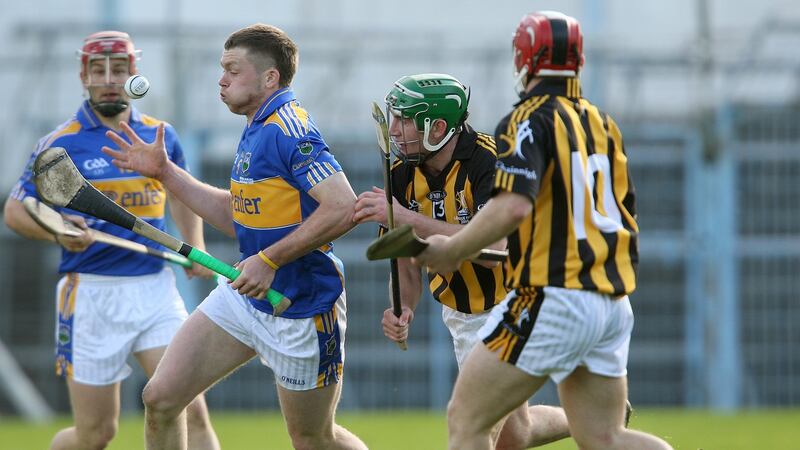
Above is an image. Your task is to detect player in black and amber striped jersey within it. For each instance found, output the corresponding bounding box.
[414,13,672,450]
[388,125,503,314]
[495,77,638,295]
[354,73,570,449]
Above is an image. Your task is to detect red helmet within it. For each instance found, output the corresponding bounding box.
[78,31,140,77]
[513,11,583,95]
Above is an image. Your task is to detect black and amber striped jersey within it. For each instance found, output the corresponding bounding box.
[493,77,638,296]
[391,125,508,313]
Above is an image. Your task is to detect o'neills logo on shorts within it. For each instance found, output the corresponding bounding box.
[281,376,305,385]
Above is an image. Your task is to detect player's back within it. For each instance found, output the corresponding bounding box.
[494,77,638,296]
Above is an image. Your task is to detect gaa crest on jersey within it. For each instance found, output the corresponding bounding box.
[234,151,252,175]
[241,152,251,174]
[83,157,111,176]
[408,198,420,213]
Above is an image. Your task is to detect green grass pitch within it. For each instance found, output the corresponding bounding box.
[1,409,798,449]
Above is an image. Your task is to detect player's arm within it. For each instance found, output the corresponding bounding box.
[383,257,422,343]
[398,196,507,253]
[102,122,235,236]
[229,171,357,298]
[354,187,506,251]
[4,196,56,242]
[264,171,356,264]
[159,164,234,236]
[5,196,95,252]
[416,114,546,273]
[414,191,530,274]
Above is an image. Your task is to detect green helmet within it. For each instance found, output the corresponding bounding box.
[385,73,470,152]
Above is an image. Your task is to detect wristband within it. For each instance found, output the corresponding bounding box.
[257,251,280,270]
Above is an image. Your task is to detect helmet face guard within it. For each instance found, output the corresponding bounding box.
[77,31,141,117]
[384,73,470,163]
[512,11,583,96]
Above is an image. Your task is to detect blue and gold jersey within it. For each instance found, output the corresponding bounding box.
[231,88,344,319]
[10,101,187,276]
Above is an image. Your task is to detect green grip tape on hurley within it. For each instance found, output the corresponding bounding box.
[188,247,240,280]
[162,252,193,269]
[186,247,291,315]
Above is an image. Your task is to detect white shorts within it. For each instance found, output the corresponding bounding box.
[479,286,634,384]
[442,306,491,369]
[198,278,346,392]
[55,269,188,385]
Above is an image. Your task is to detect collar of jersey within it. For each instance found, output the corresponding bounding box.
[451,123,478,160]
[516,77,581,105]
[252,87,295,123]
[76,100,143,130]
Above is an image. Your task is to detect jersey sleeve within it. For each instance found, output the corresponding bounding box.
[283,131,342,193]
[468,148,497,212]
[9,136,57,201]
[492,112,549,201]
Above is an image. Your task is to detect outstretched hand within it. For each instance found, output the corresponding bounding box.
[102,122,170,180]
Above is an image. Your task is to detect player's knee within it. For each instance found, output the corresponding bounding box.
[75,419,118,449]
[286,429,332,450]
[142,379,182,418]
[494,429,528,450]
[446,399,472,439]
[572,429,617,450]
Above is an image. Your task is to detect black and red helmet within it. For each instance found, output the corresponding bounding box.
[512,11,583,94]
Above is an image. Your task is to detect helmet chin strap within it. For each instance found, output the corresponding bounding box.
[514,65,530,97]
[422,118,455,152]
[90,99,129,117]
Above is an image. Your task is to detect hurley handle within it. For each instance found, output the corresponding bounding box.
[186,247,291,315]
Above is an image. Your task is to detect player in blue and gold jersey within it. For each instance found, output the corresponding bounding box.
[414,12,672,450]
[102,24,366,449]
[354,73,570,449]
[4,31,218,450]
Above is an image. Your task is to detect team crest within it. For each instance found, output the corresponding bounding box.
[515,308,530,329]
[234,151,252,175]
[325,336,337,356]
[297,141,313,155]
[241,152,251,173]
[513,119,534,160]
[58,324,71,345]
[455,190,472,224]
[408,198,420,213]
